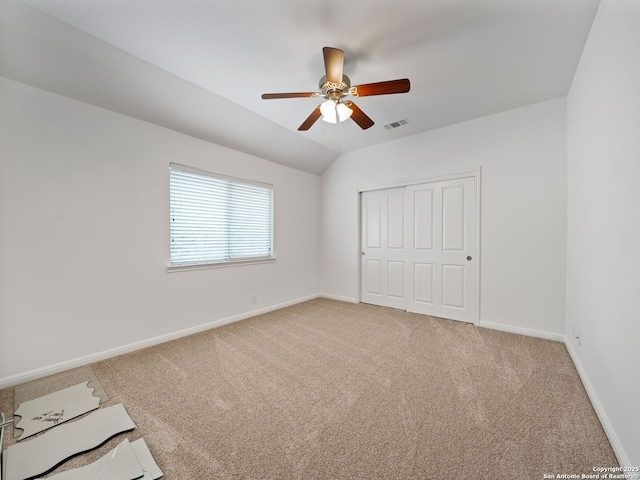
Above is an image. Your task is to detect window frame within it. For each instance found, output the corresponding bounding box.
[167,163,275,272]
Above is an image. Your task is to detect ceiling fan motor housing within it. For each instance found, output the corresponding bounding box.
[319,74,351,98]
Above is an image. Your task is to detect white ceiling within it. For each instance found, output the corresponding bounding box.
[1,0,600,175]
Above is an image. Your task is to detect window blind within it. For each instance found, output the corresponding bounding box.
[169,163,273,266]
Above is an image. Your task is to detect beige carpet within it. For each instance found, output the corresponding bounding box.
[0,298,618,479]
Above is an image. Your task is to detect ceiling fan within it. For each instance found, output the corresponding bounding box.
[261,47,410,131]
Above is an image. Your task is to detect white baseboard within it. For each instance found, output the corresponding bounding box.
[0,293,322,389]
[564,339,631,469]
[319,293,359,304]
[477,320,564,342]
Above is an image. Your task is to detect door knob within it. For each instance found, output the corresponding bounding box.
[467,256,472,261]
[361,251,365,256]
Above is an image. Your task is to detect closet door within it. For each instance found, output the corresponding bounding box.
[406,177,476,323]
[360,187,408,310]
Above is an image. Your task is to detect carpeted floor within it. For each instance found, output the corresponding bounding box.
[0,298,618,479]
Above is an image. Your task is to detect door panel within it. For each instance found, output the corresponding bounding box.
[414,188,434,250]
[365,196,381,248]
[364,259,381,295]
[406,177,476,322]
[387,193,404,249]
[442,264,464,308]
[387,260,405,298]
[413,263,434,304]
[360,188,407,310]
[442,185,465,251]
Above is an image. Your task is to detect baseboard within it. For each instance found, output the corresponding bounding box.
[0,293,322,389]
[319,293,359,304]
[477,320,564,342]
[564,339,631,468]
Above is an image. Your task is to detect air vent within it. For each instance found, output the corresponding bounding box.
[383,118,410,130]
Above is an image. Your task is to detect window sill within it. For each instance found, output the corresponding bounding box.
[166,256,276,273]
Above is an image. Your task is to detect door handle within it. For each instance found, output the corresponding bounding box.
[361,251,365,256]
[467,256,472,261]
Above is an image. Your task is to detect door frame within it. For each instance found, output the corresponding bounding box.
[357,166,481,325]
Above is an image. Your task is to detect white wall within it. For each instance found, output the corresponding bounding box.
[566,0,640,467]
[0,77,321,385]
[321,98,567,338]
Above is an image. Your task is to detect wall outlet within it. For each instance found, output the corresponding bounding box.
[572,324,581,346]
[251,294,257,303]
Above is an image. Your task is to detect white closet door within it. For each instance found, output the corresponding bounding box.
[360,187,407,309]
[406,177,476,323]
[360,176,477,324]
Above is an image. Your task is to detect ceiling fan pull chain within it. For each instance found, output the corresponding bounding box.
[337,111,342,155]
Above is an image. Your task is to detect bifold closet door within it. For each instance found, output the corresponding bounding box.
[406,177,476,323]
[360,187,408,310]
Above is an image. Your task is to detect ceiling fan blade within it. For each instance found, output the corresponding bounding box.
[323,47,344,84]
[262,92,317,99]
[344,101,374,130]
[298,106,322,131]
[351,78,410,97]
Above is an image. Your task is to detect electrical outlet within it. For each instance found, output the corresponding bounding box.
[572,324,581,346]
[251,294,257,303]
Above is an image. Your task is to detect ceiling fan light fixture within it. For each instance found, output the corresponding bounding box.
[320,100,337,123]
[320,100,352,124]
[336,102,353,121]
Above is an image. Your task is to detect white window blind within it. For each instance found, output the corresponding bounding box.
[169,163,274,267]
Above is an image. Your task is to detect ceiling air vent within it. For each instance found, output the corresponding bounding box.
[383,118,410,130]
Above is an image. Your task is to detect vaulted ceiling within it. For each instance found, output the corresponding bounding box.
[0,0,600,174]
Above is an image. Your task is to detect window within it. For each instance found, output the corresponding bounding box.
[169,163,274,269]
